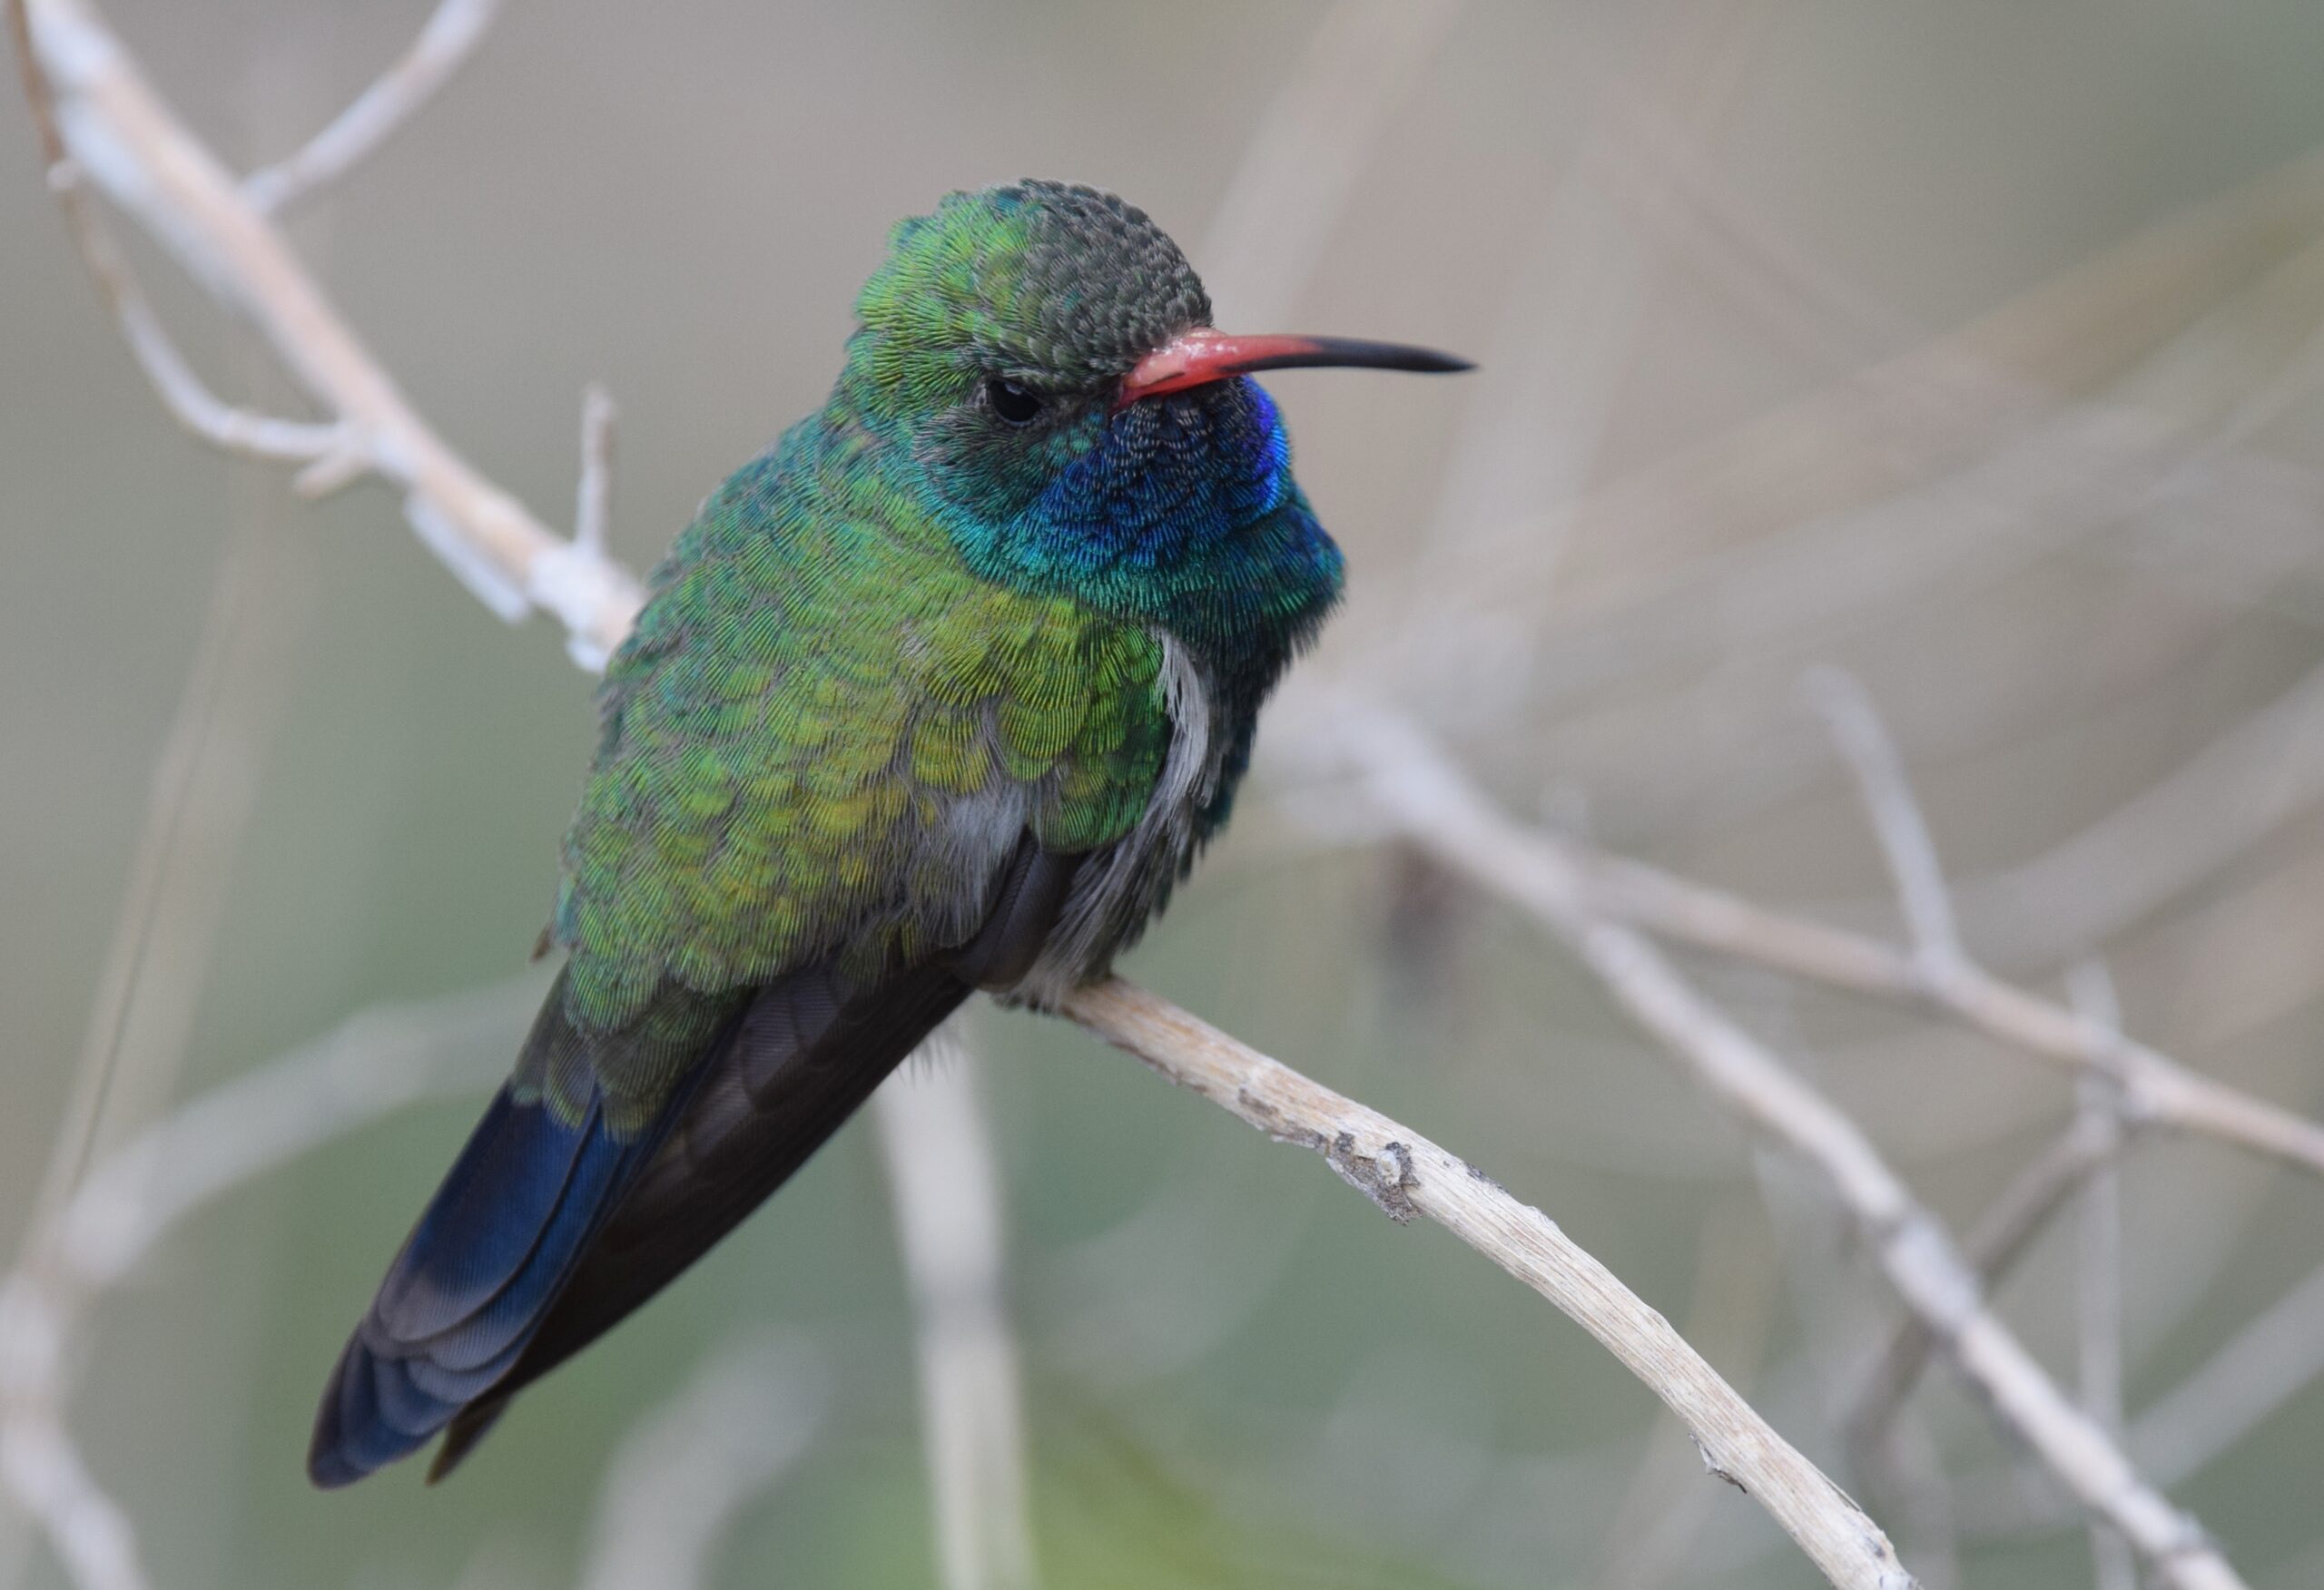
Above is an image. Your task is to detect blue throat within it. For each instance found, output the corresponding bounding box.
[923,376,1345,679]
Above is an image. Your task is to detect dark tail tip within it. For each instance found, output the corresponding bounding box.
[427,1399,511,1484]
[305,1049,633,1487]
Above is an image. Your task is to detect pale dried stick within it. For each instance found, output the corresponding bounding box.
[11,0,642,666]
[5,0,338,463]
[1845,1101,2131,1468]
[1059,978,1918,1590]
[873,1033,1040,1590]
[1266,712,2324,1181]
[574,382,616,559]
[241,0,499,215]
[1798,668,1964,968]
[1339,707,2245,1590]
[1960,1256,2324,1536]
[1593,1203,1779,1590]
[1569,845,2324,1177]
[576,1338,824,1590]
[1807,678,2127,1544]
[2067,964,2138,1590]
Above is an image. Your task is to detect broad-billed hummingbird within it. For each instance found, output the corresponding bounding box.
[310,180,1469,1487]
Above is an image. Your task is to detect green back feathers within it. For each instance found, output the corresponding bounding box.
[553,427,1169,1070]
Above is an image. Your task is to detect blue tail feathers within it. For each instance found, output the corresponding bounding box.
[307,1085,645,1488]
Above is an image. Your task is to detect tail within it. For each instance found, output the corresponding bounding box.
[307,963,969,1487]
[306,985,677,1487]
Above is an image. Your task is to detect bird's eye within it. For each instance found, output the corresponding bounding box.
[984,378,1044,426]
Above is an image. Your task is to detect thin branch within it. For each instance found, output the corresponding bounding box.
[5,28,340,467]
[873,1031,1041,1590]
[1594,1204,1780,1590]
[2129,1257,2324,1491]
[1959,1254,2324,1538]
[1059,977,1918,1590]
[43,226,342,463]
[574,382,616,559]
[1336,706,2245,1590]
[2068,965,2138,1590]
[11,0,642,665]
[241,0,500,216]
[1801,667,1965,968]
[1845,1099,2131,1470]
[1565,842,2324,1177]
[0,1415,141,1590]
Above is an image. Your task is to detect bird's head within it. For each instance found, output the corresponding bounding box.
[833,181,1467,632]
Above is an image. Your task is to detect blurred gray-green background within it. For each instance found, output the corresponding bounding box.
[8,2,2324,1586]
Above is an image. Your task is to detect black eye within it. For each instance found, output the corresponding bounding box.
[984,378,1044,426]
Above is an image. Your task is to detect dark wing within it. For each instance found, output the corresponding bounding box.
[308,844,1079,1488]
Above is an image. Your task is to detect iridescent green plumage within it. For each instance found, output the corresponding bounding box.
[548,418,1173,1126]
[311,179,1465,1487]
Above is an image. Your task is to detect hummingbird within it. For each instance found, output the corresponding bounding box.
[308,179,1469,1487]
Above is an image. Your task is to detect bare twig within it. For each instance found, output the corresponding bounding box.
[1269,706,2324,1183]
[241,0,500,215]
[873,1032,1041,1590]
[2129,1257,2324,1491]
[1805,689,2142,1566]
[574,382,616,560]
[1566,844,2324,1177]
[2068,965,2138,1590]
[1960,1255,2324,1537]
[1801,667,1964,968]
[8,0,345,466]
[576,1338,824,1590]
[11,0,642,666]
[1593,1204,1779,1590]
[1336,706,2245,1590]
[1845,1099,2131,1471]
[0,1414,139,1590]
[1059,977,1919,1590]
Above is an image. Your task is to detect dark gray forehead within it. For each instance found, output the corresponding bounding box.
[980,182,1213,378]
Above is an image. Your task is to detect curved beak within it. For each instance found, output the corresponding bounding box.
[1118,329,1473,407]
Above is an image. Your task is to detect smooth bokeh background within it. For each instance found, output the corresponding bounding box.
[8,2,2324,1586]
